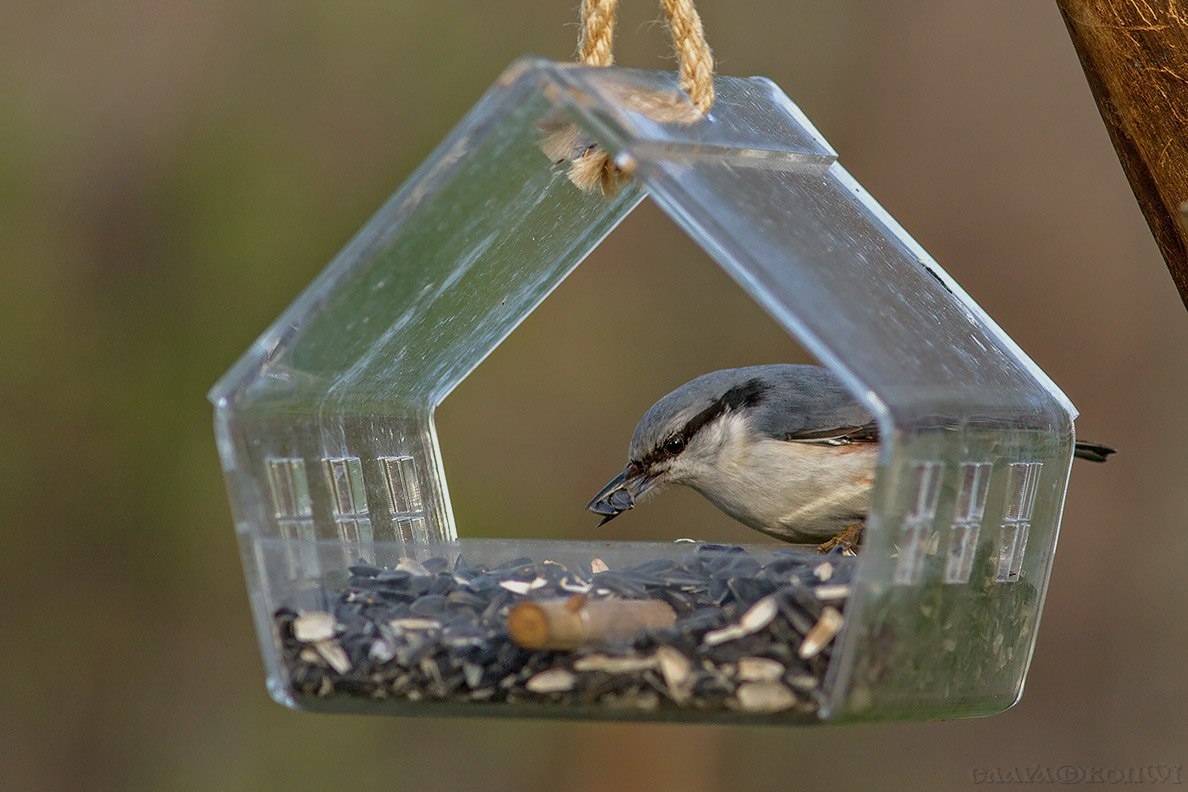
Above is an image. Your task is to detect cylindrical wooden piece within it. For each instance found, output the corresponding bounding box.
[507,596,677,650]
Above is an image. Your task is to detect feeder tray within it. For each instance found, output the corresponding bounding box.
[210,59,1078,723]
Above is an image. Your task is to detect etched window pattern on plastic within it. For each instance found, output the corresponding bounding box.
[893,461,944,585]
[996,462,1042,582]
[264,457,316,567]
[394,515,430,544]
[266,457,313,520]
[323,456,373,544]
[379,456,427,542]
[944,462,992,584]
[379,455,423,514]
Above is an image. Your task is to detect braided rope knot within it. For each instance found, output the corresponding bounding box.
[551,0,715,195]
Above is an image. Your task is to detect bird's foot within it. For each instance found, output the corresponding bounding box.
[817,523,864,555]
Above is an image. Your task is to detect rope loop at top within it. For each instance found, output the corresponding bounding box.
[549,0,715,195]
[577,0,715,114]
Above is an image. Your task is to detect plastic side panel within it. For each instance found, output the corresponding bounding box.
[622,153,1073,720]
[210,61,646,560]
[217,62,642,414]
[635,159,1058,422]
[827,426,1072,720]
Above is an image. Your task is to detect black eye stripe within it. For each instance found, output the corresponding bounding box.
[640,378,768,468]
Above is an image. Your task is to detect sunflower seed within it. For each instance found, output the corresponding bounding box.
[655,645,694,702]
[463,662,484,689]
[293,611,337,642]
[799,606,844,660]
[313,640,351,674]
[735,682,797,713]
[526,669,576,693]
[814,585,851,601]
[368,639,396,664]
[499,578,547,595]
[396,557,431,577]
[739,596,779,632]
[389,617,440,631]
[573,654,658,673]
[737,656,785,682]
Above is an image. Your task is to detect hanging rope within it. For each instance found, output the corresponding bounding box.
[577,0,619,68]
[656,0,715,114]
[549,0,715,194]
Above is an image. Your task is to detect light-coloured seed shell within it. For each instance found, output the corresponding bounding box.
[463,662,484,689]
[396,557,431,576]
[499,577,547,595]
[314,639,352,674]
[813,561,834,582]
[389,617,441,631]
[814,584,851,601]
[704,596,779,646]
[293,611,337,642]
[736,682,797,713]
[703,624,748,646]
[419,656,443,686]
[736,656,785,683]
[655,646,693,702]
[559,578,593,593]
[631,691,660,711]
[798,606,844,659]
[590,558,609,574]
[526,668,577,693]
[739,596,779,633]
[573,654,658,673]
[786,673,818,691]
[368,639,396,664]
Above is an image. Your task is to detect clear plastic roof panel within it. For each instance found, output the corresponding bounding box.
[211,59,1078,723]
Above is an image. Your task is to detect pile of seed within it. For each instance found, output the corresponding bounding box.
[274,543,854,718]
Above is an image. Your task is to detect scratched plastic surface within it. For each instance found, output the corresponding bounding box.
[210,58,1078,722]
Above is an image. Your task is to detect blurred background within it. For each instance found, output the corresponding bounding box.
[2,1,1185,790]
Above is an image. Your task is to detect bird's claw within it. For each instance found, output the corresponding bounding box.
[817,523,865,555]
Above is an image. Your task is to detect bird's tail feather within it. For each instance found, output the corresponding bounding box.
[1074,441,1115,463]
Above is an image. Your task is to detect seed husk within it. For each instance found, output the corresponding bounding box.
[737,656,785,682]
[526,668,577,694]
[313,639,351,674]
[735,681,797,713]
[799,606,845,660]
[292,611,337,642]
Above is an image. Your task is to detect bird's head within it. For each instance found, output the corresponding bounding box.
[586,371,769,525]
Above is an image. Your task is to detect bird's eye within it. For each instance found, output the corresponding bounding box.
[663,435,685,456]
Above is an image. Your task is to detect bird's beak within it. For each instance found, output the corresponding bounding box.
[587,463,655,526]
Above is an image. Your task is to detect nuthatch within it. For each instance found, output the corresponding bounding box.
[588,364,1114,548]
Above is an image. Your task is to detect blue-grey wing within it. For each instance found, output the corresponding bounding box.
[744,364,879,445]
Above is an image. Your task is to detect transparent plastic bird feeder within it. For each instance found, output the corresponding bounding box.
[210,58,1079,723]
